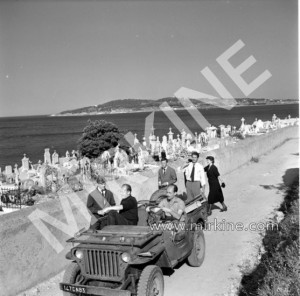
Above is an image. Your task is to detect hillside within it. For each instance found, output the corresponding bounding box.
[54,98,298,116]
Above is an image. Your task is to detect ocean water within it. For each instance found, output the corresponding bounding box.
[0,104,298,168]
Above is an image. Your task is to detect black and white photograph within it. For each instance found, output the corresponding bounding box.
[0,0,298,296]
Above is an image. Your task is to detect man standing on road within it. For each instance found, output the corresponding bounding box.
[98,184,138,225]
[158,158,177,189]
[182,152,206,203]
[87,176,116,230]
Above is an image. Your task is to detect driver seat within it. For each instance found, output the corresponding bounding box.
[137,205,149,226]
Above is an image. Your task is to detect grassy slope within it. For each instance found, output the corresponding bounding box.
[238,178,299,296]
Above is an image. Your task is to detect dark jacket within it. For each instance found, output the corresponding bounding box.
[87,188,115,218]
[158,166,177,186]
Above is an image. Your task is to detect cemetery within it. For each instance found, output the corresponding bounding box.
[0,114,298,214]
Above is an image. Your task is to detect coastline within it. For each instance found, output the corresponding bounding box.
[50,102,299,117]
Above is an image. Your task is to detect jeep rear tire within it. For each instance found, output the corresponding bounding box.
[137,265,164,296]
[187,229,205,267]
[62,262,83,296]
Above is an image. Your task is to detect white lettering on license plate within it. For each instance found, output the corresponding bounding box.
[63,285,86,293]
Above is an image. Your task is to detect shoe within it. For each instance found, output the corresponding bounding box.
[220,206,227,212]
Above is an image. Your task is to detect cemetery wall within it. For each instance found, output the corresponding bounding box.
[0,125,298,296]
[200,125,299,176]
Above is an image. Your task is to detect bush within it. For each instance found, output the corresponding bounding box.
[250,157,259,163]
[78,119,122,158]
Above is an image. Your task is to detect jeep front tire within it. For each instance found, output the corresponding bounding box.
[62,262,83,296]
[137,265,164,296]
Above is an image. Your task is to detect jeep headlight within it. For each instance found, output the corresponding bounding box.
[121,252,131,263]
[75,249,83,260]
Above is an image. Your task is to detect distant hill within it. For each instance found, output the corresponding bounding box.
[54,97,298,116]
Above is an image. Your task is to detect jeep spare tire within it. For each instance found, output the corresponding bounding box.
[187,229,205,267]
[137,265,164,296]
[150,188,168,203]
[62,262,83,296]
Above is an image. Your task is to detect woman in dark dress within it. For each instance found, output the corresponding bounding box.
[204,156,227,215]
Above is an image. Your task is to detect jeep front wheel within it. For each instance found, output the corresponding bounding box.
[187,229,205,267]
[137,265,164,296]
[62,262,84,296]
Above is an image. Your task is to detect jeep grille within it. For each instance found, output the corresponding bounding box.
[85,250,121,278]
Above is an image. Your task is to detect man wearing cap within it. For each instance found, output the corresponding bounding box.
[87,176,116,230]
[182,151,206,203]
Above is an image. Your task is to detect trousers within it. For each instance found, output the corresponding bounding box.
[186,181,201,203]
[107,210,137,225]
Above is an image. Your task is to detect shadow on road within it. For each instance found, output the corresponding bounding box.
[259,168,299,192]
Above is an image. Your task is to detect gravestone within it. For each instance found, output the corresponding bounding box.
[211,127,217,138]
[71,150,77,159]
[219,125,225,138]
[66,151,70,159]
[181,129,186,144]
[52,150,59,165]
[154,137,161,157]
[14,164,19,184]
[240,117,245,130]
[162,135,168,152]
[168,127,174,141]
[19,170,29,181]
[39,166,46,187]
[134,133,139,145]
[44,149,51,164]
[142,137,147,147]
[59,157,68,165]
[22,154,30,171]
[5,165,13,175]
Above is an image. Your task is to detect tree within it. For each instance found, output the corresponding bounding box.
[77,120,122,158]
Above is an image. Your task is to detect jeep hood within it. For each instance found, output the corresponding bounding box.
[67,225,162,247]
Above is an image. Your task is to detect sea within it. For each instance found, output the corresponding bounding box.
[0,104,298,169]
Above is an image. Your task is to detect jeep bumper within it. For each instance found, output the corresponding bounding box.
[59,282,131,296]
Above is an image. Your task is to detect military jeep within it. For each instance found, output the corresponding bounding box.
[59,193,207,296]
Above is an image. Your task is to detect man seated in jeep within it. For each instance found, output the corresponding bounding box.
[87,176,116,230]
[148,184,185,222]
[98,184,138,225]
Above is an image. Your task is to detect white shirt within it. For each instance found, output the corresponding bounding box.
[183,162,206,186]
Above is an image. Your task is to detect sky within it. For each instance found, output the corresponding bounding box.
[0,0,298,117]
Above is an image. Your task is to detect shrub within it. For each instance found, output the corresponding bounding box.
[78,119,122,158]
[250,157,259,163]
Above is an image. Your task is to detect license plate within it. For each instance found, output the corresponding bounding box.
[61,284,87,294]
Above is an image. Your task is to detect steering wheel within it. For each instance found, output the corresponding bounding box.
[137,200,158,208]
[147,206,163,214]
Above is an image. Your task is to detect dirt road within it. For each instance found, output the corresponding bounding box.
[18,138,299,296]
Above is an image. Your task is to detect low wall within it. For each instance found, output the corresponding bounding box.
[0,125,298,296]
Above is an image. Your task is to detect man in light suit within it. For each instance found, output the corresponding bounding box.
[158,158,177,189]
